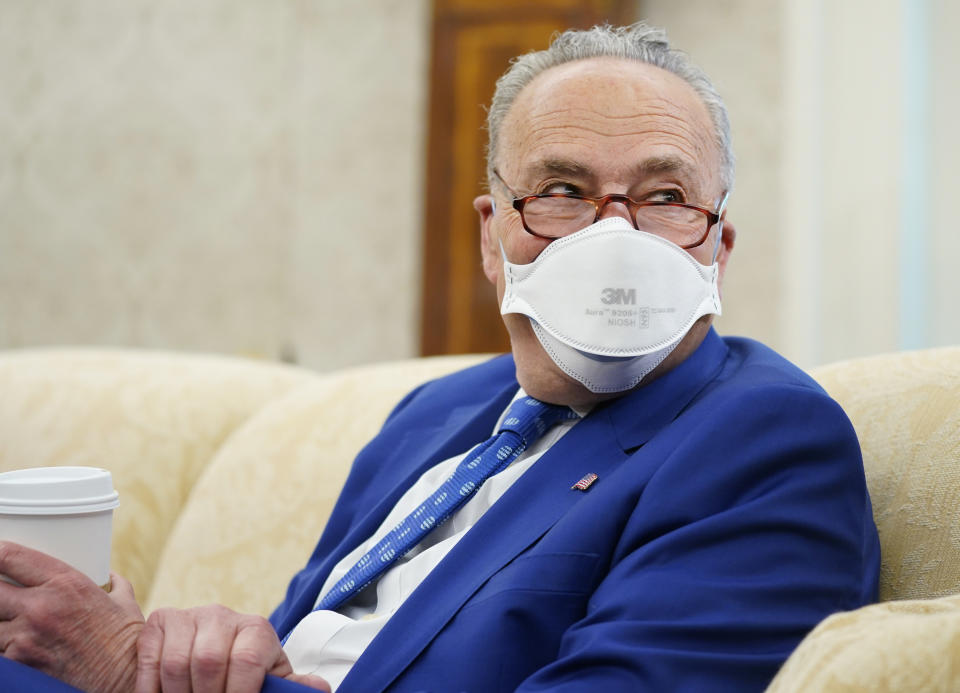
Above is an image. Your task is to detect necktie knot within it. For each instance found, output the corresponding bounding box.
[498,396,577,447]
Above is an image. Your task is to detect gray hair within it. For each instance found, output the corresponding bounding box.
[486,22,735,193]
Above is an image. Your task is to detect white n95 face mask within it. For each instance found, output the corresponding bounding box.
[500,216,722,393]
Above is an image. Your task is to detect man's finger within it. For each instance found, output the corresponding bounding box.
[224,620,279,693]
[283,673,333,692]
[0,619,15,653]
[268,649,332,692]
[190,609,234,693]
[0,578,26,621]
[158,610,198,693]
[0,541,73,588]
[108,572,141,618]
[135,614,163,693]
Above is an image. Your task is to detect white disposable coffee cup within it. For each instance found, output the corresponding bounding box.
[0,466,119,588]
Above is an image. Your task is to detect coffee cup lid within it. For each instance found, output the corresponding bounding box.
[0,466,119,515]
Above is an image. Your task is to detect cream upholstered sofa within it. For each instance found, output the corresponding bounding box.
[0,345,958,692]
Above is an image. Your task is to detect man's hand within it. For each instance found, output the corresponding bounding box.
[137,604,331,693]
[0,540,144,693]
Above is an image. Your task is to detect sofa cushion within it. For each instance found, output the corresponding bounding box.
[146,354,491,616]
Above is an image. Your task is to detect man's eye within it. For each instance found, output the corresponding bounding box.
[648,189,684,203]
[540,181,581,196]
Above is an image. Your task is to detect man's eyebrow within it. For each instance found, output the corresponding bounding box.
[527,159,593,179]
[525,155,698,181]
[633,155,696,179]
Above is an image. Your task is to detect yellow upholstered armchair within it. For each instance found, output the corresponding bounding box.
[0,345,958,691]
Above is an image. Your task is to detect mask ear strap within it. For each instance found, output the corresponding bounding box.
[709,220,723,263]
[491,199,497,214]
[498,237,509,263]
[709,192,730,264]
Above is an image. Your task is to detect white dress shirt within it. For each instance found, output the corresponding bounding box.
[282,389,583,691]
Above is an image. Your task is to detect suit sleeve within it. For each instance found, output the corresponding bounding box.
[0,659,87,693]
[261,674,325,693]
[516,384,880,692]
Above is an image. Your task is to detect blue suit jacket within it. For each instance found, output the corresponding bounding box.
[270,330,880,692]
[0,330,878,692]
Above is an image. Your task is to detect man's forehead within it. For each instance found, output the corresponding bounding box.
[511,57,700,118]
[498,57,719,186]
[537,57,666,92]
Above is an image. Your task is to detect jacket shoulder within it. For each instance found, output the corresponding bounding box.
[715,336,828,395]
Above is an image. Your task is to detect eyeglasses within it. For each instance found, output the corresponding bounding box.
[492,169,727,249]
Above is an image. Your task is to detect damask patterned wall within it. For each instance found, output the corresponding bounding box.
[0,0,429,370]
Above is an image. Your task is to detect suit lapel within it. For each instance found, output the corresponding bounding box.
[609,328,729,451]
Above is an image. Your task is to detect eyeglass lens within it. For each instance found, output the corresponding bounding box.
[522,197,710,244]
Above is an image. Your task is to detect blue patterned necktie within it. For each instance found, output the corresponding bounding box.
[313,395,577,612]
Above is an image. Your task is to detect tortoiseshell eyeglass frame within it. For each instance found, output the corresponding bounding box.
[491,168,727,250]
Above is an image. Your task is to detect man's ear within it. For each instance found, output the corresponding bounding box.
[715,218,736,294]
[474,193,501,285]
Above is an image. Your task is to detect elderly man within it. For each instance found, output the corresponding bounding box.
[0,22,878,693]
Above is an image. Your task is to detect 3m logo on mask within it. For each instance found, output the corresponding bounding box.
[600,288,636,305]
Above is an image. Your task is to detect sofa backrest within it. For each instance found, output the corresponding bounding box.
[810,346,960,602]
[0,349,316,604]
[143,353,490,615]
[3,346,958,615]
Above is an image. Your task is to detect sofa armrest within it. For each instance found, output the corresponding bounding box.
[766,593,960,692]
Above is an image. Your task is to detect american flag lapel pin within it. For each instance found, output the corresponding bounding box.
[571,472,598,491]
